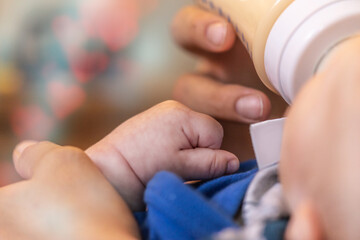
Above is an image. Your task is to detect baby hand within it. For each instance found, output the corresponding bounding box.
[86,100,239,210]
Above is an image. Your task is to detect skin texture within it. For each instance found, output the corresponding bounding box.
[280,36,360,240]
[172,6,360,239]
[86,100,239,211]
[0,141,140,240]
[7,5,360,240]
[171,5,288,161]
[3,100,239,238]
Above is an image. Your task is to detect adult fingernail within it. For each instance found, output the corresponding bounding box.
[206,22,227,46]
[13,140,38,162]
[226,159,239,174]
[236,95,264,120]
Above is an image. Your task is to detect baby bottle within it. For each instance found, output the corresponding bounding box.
[196,0,360,103]
[196,0,360,169]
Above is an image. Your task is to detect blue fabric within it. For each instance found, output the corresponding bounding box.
[136,160,258,240]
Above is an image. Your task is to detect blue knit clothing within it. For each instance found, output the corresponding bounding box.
[135,160,288,240]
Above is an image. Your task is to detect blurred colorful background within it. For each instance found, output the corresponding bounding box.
[0,0,194,185]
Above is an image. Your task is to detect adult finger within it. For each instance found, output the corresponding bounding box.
[13,141,88,179]
[172,5,236,53]
[13,141,55,179]
[173,74,271,123]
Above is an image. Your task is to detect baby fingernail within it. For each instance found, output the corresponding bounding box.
[226,159,239,174]
[236,95,264,120]
[206,22,227,46]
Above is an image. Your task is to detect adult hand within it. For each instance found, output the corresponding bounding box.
[0,141,140,240]
[171,5,288,160]
[172,5,288,123]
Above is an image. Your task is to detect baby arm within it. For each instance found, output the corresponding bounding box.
[86,100,240,211]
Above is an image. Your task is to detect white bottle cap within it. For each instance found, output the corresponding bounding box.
[265,0,360,103]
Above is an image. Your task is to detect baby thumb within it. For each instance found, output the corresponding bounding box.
[177,148,239,180]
